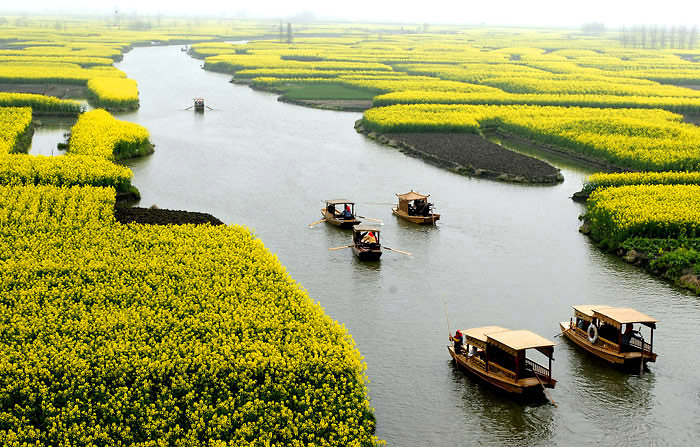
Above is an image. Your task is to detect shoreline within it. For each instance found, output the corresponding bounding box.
[579,221,700,294]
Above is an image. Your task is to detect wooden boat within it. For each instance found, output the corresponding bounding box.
[193,98,205,112]
[448,326,556,396]
[351,225,382,261]
[392,191,440,225]
[560,305,658,367]
[320,199,361,228]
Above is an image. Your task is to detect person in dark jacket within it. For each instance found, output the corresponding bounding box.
[450,330,464,355]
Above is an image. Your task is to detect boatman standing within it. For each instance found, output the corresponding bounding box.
[450,330,464,355]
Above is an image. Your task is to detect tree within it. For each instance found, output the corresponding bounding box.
[689,26,698,49]
[287,22,293,44]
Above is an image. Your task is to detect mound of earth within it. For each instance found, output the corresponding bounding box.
[115,207,224,226]
[375,130,562,183]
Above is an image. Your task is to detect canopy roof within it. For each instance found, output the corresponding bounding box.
[325,199,354,205]
[353,224,381,232]
[487,330,555,356]
[460,326,509,349]
[593,307,658,329]
[396,191,429,201]
[573,304,614,321]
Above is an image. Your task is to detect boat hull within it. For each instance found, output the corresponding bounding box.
[352,245,382,261]
[559,321,657,366]
[448,346,555,396]
[321,209,361,228]
[392,207,440,225]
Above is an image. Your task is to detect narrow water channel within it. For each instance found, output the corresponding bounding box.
[114,46,700,446]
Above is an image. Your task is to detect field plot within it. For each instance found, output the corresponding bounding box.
[0,185,379,446]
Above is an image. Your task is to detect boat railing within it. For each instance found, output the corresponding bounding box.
[469,355,486,371]
[597,335,620,352]
[626,337,653,354]
[524,358,551,379]
[487,361,516,382]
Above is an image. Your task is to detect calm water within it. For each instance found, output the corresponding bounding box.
[112,46,700,446]
[28,117,74,156]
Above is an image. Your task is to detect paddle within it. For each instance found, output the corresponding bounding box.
[184,105,193,110]
[309,218,326,227]
[534,372,558,408]
[384,246,412,256]
[357,215,383,224]
[206,105,214,110]
[328,245,352,251]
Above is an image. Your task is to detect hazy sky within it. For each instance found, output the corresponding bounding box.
[4,0,700,27]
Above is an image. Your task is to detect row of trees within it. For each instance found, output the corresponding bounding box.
[620,25,699,49]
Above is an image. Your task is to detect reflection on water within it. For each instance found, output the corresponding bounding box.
[115,46,700,446]
[448,362,556,445]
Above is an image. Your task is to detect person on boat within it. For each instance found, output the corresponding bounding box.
[342,205,353,219]
[327,204,336,214]
[361,231,377,245]
[621,323,636,347]
[450,330,464,355]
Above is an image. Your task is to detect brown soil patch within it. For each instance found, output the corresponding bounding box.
[0,83,86,99]
[355,121,562,183]
[115,207,224,226]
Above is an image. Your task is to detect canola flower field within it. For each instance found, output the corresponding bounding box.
[69,109,152,160]
[585,184,700,246]
[0,185,378,446]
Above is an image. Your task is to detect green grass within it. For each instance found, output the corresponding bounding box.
[282,84,375,100]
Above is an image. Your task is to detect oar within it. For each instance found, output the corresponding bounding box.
[206,105,214,110]
[534,372,558,408]
[384,246,412,256]
[443,294,452,339]
[357,215,383,224]
[309,218,326,227]
[328,245,352,251]
[184,105,193,110]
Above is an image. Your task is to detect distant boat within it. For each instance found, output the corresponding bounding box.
[392,190,440,225]
[193,98,205,112]
[351,225,382,261]
[181,45,188,52]
[320,199,361,228]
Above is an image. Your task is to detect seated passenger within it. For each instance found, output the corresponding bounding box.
[342,205,352,219]
[361,231,377,245]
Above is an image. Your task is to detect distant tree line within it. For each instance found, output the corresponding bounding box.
[582,22,606,36]
[620,25,699,49]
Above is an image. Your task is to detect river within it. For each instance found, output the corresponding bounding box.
[111,46,700,446]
